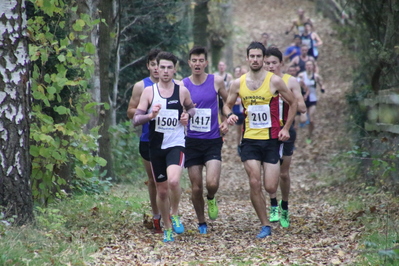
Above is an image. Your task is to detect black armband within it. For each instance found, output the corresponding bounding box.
[226,112,234,118]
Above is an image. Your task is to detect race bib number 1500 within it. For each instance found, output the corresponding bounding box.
[155,109,179,133]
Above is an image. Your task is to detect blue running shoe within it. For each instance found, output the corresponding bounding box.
[163,228,174,242]
[171,215,185,234]
[198,223,207,234]
[256,225,271,239]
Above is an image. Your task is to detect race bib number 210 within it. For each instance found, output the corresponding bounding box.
[247,104,271,128]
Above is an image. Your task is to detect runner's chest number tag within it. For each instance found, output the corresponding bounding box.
[248,104,271,128]
[155,109,179,133]
[190,108,211,132]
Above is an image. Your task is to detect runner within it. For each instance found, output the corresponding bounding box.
[301,22,323,60]
[285,8,313,35]
[183,46,228,234]
[283,35,302,63]
[223,42,297,239]
[264,47,307,228]
[289,44,319,75]
[126,48,162,233]
[232,66,247,155]
[298,60,325,142]
[214,61,233,120]
[133,52,195,242]
[286,65,308,130]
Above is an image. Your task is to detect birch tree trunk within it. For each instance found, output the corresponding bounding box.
[0,0,33,224]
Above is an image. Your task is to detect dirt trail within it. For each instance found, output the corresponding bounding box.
[92,1,359,265]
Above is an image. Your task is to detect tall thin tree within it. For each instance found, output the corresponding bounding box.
[0,0,33,224]
[98,0,115,178]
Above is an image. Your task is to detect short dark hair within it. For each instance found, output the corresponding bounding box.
[265,47,283,62]
[156,51,178,66]
[246,41,266,57]
[147,48,162,64]
[293,35,301,40]
[188,46,208,60]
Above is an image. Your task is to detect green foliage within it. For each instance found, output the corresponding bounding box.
[341,145,399,189]
[359,224,399,265]
[28,0,105,205]
[110,121,145,183]
[116,0,192,122]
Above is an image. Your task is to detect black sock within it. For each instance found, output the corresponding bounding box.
[270,198,278,207]
[198,222,207,227]
[281,200,288,210]
[207,195,214,200]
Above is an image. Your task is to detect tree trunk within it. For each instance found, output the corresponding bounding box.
[193,0,209,47]
[97,0,115,179]
[79,0,101,131]
[0,0,33,225]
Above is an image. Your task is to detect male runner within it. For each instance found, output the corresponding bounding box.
[133,52,195,242]
[223,42,297,238]
[127,48,162,233]
[264,47,307,228]
[183,46,228,234]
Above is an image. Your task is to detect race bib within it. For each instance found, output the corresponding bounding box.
[247,104,271,128]
[155,109,179,133]
[190,108,211,132]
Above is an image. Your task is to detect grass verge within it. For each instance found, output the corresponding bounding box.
[0,183,150,265]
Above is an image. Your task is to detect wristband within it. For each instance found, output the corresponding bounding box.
[226,112,234,118]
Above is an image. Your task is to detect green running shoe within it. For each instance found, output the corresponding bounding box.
[171,215,185,234]
[279,201,290,228]
[207,197,219,220]
[269,206,279,222]
[163,228,174,242]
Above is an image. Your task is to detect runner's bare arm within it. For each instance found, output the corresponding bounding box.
[215,75,228,108]
[133,87,157,126]
[272,76,297,141]
[223,78,240,125]
[315,74,325,93]
[127,81,144,119]
[289,76,307,113]
[180,86,195,126]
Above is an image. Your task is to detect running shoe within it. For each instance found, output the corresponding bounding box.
[198,223,207,234]
[153,217,162,234]
[208,197,219,220]
[163,228,174,242]
[279,201,290,228]
[256,225,272,239]
[171,215,185,234]
[269,206,279,222]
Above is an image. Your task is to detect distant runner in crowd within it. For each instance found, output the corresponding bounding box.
[289,44,319,75]
[301,22,323,60]
[285,8,313,36]
[298,60,325,143]
[214,61,233,119]
[283,35,302,64]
